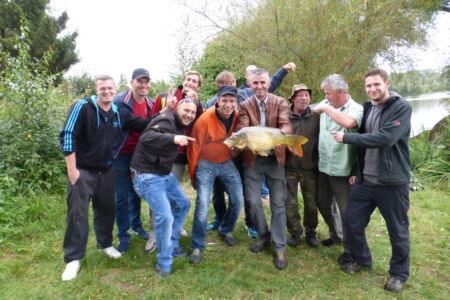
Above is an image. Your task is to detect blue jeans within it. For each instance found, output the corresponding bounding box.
[261,175,269,197]
[192,160,243,250]
[133,172,190,273]
[113,153,143,240]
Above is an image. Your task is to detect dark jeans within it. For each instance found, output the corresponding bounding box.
[63,168,115,263]
[344,181,410,282]
[244,156,287,249]
[317,172,349,241]
[113,153,143,240]
[285,169,319,238]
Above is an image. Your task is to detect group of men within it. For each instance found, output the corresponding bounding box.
[59,64,412,293]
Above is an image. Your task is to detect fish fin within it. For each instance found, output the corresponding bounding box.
[288,135,308,157]
[256,150,269,156]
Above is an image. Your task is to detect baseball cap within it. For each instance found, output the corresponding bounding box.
[218,86,238,97]
[132,68,150,80]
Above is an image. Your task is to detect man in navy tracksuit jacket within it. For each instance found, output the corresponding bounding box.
[332,68,412,292]
[59,75,149,281]
[112,68,156,253]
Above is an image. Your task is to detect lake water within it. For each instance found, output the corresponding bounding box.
[406,91,450,136]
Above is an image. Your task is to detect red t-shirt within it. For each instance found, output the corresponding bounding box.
[120,99,149,154]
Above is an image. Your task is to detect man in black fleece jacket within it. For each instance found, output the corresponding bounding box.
[332,68,412,293]
[130,99,197,278]
[59,75,150,281]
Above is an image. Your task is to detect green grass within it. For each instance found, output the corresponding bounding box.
[0,182,449,299]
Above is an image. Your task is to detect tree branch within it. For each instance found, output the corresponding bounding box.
[179,0,282,60]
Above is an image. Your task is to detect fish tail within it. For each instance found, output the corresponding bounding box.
[288,135,308,157]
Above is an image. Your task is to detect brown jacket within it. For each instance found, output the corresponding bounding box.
[237,93,292,167]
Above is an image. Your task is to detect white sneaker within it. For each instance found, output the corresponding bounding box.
[61,260,80,281]
[144,231,156,253]
[102,246,122,259]
[180,228,189,237]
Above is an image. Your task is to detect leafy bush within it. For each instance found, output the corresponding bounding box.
[410,125,450,184]
[66,72,96,97]
[0,27,71,199]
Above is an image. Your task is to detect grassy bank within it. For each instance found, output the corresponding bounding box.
[0,181,449,299]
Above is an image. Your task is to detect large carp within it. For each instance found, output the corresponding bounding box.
[224,126,308,157]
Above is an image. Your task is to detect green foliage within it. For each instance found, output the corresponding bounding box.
[0,30,69,199]
[66,73,96,97]
[193,39,248,101]
[0,0,78,78]
[410,125,450,184]
[193,0,441,101]
[148,80,171,99]
[391,68,450,96]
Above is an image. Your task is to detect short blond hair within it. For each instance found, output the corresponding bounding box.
[95,74,115,86]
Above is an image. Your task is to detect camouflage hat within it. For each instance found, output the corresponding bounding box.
[289,84,312,101]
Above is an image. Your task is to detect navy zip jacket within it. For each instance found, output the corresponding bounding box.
[60,96,149,172]
[112,90,155,158]
[343,92,412,184]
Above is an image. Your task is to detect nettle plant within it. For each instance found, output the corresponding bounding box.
[0,26,67,197]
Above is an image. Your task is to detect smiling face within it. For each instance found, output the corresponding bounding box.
[95,79,116,104]
[131,77,151,100]
[182,74,200,92]
[292,90,311,113]
[365,75,390,103]
[217,94,237,119]
[176,101,197,126]
[250,73,271,99]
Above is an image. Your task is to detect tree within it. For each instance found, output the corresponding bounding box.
[0,0,78,78]
[188,0,446,100]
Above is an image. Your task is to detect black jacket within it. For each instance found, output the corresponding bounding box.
[131,111,186,175]
[343,92,412,184]
[60,96,148,171]
[286,106,320,172]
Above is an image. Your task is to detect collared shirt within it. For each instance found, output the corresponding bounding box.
[255,95,269,126]
[318,96,363,176]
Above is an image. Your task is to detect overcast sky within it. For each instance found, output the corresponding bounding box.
[49,0,450,82]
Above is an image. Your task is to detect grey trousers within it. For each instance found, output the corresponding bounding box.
[171,163,186,181]
[244,156,287,250]
[317,171,349,241]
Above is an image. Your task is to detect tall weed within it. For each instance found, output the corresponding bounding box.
[410,125,449,184]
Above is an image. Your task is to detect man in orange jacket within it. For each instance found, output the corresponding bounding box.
[187,86,243,265]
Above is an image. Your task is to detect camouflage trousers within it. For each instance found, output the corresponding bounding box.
[285,169,319,238]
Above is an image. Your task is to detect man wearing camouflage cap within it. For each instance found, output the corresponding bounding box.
[285,84,321,248]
